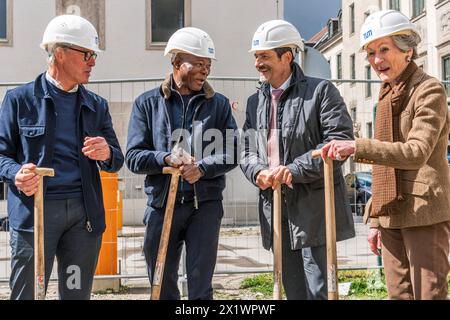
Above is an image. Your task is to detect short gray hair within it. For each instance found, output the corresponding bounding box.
[46,43,69,65]
[392,32,421,60]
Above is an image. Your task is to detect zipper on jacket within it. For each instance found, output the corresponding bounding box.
[173,90,205,210]
[191,101,204,210]
[77,106,95,233]
[174,90,188,205]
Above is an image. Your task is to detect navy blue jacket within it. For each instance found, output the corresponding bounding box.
[125,75,238,209]
[0,73,124,235]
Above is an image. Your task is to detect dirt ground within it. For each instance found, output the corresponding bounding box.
[0,273,259,300]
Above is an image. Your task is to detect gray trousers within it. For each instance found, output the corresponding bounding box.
[280,205,328,300]
[9,198,102,300]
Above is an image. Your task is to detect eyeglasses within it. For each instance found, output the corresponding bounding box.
[64,46,98,61]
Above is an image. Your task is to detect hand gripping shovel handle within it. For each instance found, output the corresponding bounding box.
[311,150,339,300]
[23,167,54,300]
[272,185,282,300]
[150,167,181,300]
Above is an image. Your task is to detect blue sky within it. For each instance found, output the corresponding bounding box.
[284,0,341,40]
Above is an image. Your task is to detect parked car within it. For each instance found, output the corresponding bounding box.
[344,171,372,216]
[0,217,8,232]
[447,133,449,164]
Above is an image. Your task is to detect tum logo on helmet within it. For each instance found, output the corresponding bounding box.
[208,48,214,54]
[253,39,259,46]
[363,30,373,40]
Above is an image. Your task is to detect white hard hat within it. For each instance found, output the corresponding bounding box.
[40,14,101,52]
[164,27,216,60]
[360,10,420,50]
[249,20,304,53]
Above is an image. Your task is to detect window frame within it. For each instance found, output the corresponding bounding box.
[350,53,356,82]
[336,53,342,80]
[365,65,372,98]
[0,0,13,47]
[349,3,355,35]
[412,0,425,18]
[389,0,401,11]
[145,0,191,50]
[442,55,450,96]
[366,122,373,139]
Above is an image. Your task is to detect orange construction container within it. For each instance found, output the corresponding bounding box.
[117,178,124,232]
[95,171,118,275]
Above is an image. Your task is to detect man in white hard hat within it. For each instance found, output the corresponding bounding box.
[126,27,238,300]
[240,20,355,299]
[0,15,124,299]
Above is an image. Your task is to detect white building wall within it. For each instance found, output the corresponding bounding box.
[0,0,281,82]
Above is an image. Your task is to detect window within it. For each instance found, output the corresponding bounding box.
[412,0,424,18]
[0,0,12,46]
[366,122,373,139]
[338,11,342,32]
[350,54,356,81]
[349,3,355,34]
[389,0,400,11]
[0,0,5,40]
[146,0,191,49]
[351,107,357,121]
[443,55,450,96]
[337,53,342,80]
[365,65,372,97]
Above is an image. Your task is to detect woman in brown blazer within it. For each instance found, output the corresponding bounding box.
[322,10,450,300]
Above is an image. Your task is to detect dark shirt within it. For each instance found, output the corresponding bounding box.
[45,80,83,199]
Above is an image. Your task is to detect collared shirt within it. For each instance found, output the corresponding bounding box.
[45,71,79,93]
[270,73,292,94]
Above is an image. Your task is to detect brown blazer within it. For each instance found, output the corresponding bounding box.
[355,67,450,229]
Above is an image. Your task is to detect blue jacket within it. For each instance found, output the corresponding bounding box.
[0,73,124,235]
[126,75,238,210]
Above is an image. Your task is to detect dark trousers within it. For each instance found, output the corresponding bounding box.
[143,200,223,300]
[280,204,328,300]
[380,221,450,300]
[9,198,102,300]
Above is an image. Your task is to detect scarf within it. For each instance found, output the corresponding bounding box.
[370,61,418,217]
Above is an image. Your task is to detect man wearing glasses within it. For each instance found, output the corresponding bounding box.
[0,15,124,299]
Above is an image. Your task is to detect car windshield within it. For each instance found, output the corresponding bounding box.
[356,174,372,187]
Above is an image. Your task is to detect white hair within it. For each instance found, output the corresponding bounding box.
[392,32,421,59]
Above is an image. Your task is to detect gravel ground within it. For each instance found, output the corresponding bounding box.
[0,273,260,300]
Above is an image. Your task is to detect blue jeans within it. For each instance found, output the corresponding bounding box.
[143,200,223,300]
[9,198,102,300]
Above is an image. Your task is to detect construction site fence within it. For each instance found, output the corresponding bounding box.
[0,77,449,284]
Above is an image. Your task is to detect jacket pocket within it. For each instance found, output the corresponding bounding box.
[402,179,430,196]
[19,125,45,138]
[19,125,46,162]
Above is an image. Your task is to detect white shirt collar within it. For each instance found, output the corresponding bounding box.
[270,73,292,92]
[45,72,79,93]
